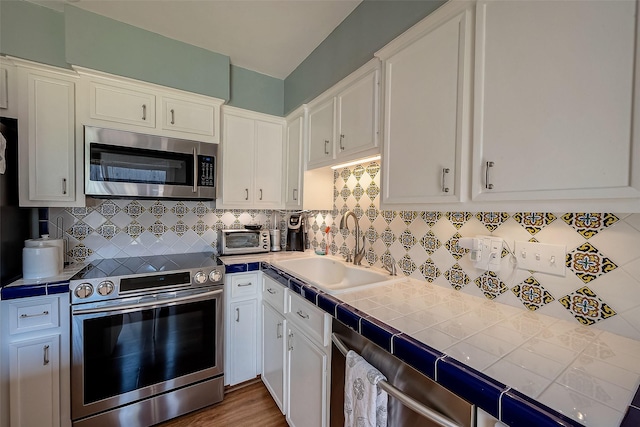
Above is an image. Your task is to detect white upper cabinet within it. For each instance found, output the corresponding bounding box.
[306,58,381,169]
[13,60,83,207]
[307,97,335,167]
[472,0,640,203]
[76,67,223,144]
[89,81,156,128]
[377,1,473,207]
[335,65,380,158]
[0,58,18,118]
[221,106,285,209]
[285,106,306,209]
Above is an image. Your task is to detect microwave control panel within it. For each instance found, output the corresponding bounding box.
[198,155,215,187]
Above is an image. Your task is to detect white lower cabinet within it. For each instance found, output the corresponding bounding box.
[286,322,329,427]
[261,275,331,427]
[9,335,61,427]
[262,303,286,414]
[0,294,71,427]
[225,272,261,386]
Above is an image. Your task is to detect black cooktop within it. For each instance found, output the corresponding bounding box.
[72,252,223,281]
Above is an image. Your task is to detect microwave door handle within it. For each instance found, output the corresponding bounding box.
[193,147,198,193]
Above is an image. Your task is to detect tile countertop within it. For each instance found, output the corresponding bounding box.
[0,264,84,300]
[222,251,640,427]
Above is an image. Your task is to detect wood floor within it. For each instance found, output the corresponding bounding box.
[157,380,288,427]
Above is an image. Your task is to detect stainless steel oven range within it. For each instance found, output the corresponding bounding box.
[69,252,225,427]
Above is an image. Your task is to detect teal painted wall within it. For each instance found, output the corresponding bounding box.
[228,65,284,116]
[0,0,67,68]
[283,0,445,115]
[64,5,230,101]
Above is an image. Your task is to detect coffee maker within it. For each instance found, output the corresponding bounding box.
[286,214,306,251]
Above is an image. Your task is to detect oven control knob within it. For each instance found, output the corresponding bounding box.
[75,283,94,299]
[194,271,207,284]
[209,269,222,282]
[97,280,115,296]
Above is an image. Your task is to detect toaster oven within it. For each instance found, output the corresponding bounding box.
[217,229,270,255]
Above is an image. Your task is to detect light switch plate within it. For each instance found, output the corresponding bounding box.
[514,241,566,276]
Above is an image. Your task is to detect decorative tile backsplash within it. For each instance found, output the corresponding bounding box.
[49,161,640,339]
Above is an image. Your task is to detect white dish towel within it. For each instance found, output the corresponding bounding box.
[344,350,388,427]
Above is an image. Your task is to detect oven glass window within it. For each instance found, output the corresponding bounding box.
[89,143,194,186]
[82,299,216,404]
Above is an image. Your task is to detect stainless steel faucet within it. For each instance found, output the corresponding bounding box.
[340,210,365,265]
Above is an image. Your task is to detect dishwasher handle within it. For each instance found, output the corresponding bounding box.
[331,333,463,427]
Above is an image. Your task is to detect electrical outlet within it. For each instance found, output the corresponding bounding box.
[514,241,566,276]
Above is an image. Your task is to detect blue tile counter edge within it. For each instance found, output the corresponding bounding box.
[1,279,70,300]
[260,261,589,427]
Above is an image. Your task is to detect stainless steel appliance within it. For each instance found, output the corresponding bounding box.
[69,252,225,427]
[84,126,217,200]
[331,319,474,427]
[0,117,36,286]
[217,228,270,255]
[285,214,306,251]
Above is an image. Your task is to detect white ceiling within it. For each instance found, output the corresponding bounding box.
[29,0,362,79]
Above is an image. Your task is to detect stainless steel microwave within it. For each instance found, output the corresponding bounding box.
[217,229,270,255]
[84,126,217,200]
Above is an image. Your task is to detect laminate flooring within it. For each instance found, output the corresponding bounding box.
[157,380,288,427]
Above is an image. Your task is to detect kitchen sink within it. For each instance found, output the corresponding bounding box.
[273,256,404,294]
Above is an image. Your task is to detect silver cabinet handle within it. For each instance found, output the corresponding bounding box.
[245,188,249,200]
[485,161,495,190]
[142,104,147,121]
[288,331,294,351]
[296,309,309,319]
[277,322,283,339]
[20,311,49,319]
[259,189,263,200]
[43,345,50,366]
[170,108,175,125]
[293,188,298,201]
[62,178,67,195]
[339,134,345,151]
[235,307,240,322]
[267,288,277,294]
[442,168,450,193]
[238,282,252,287]
[324,139,329,155]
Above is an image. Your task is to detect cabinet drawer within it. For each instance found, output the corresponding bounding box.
[287,292,330,347]
[263,277,286,313]
[230,273,259,299]
[9,297,60,335]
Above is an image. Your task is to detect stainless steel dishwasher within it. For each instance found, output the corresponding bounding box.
[330,319,474,427]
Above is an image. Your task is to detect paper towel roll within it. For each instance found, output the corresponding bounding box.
[23,246,60,280]
[25,235,65,270]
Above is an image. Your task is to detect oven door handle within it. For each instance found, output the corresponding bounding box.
[72,289,223,315]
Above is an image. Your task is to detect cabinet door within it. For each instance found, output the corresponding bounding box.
[286,324,328,427]
[254,120,283,207]
[262,303,286,414]
[336,67,379,157]
[285,115,303,209]
[162,96,215,137]
[24,71,76,203]
[90,81,156,128]
[473,0,639,201]
[380,3,472,206]
[308,98,335,167]
[222,113,255,205]
[9,335,60,427]
[228,299,258,386]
